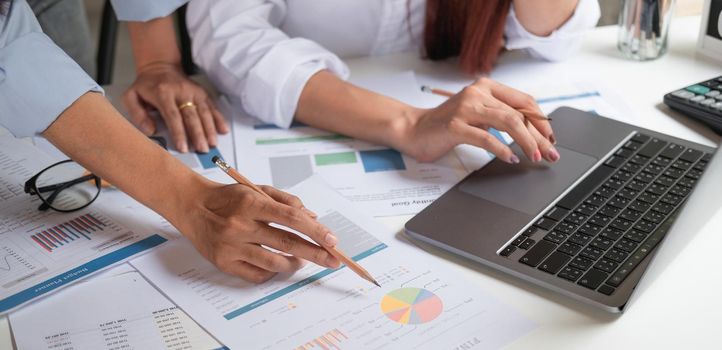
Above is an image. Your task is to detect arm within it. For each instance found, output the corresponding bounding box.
[512,0,579,36]
[43,93,339,282]
[186,0,557,164]
[297,71,558,164]
[505,0,601,61]
[124,16,228,153]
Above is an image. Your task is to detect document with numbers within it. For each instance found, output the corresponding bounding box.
[132,176,536,349]
[9,265,225,350]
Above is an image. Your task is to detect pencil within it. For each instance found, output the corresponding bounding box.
[420,85,552,122]
[211,156,381,287]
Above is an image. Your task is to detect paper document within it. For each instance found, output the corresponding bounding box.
[0,137,169,314]
[10,265,225,350]
[230,71,464,217]
[131,176,536,349]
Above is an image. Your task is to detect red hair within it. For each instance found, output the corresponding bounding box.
[423,0,512,74]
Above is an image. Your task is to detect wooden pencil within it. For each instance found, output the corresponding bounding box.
[212,156,381,287]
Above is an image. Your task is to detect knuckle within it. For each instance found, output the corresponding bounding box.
[285,209,304,224]
[278,234,296,252]
[313,247,327,264]
[262,254,280,270]
[522,94,536,106]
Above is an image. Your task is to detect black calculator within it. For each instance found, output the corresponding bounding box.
[663,76,722,135]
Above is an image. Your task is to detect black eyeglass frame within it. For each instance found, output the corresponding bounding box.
[24,160,102,213]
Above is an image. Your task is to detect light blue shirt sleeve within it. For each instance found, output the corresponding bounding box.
[0,0,102,138]
[110,0,189,21]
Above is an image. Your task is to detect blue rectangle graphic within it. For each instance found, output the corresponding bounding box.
[359,149,406,173]
[196,148,223,169]
[223,243,387,320]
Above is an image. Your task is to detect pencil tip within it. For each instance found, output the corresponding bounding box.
[420,85,431,93]
[373,280,381,288]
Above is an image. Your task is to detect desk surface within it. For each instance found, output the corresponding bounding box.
[2,16,721,349]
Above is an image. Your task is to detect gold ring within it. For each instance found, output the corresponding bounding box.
[178,101,196,110]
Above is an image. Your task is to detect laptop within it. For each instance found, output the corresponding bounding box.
[405,107,718,312]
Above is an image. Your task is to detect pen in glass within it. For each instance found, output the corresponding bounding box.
[212,156,381,287]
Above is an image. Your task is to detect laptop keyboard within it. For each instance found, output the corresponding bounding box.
[499,133,712,296]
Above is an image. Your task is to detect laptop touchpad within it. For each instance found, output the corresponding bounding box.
[459,146,598,216]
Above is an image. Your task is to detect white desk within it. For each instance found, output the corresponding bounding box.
[1,16,720,349]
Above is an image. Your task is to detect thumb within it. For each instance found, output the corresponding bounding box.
[123,89,156,135]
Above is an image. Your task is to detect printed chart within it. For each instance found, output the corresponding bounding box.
[234,120,463,216]
[380,288,443,325]
[132,177,537,350]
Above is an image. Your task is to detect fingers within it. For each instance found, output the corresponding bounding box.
[206,99,230,134]
[475,105,540,162]
[179,103,210,153]
[196,100,218,148]
[158,92,189,153]
[219,259,276,284]
[452,123,518,164]
[257,201,338,248]
[256,226,340,268]
[528,122,560,162]
[259,185,317,218]
[483,79,555,141]
[239,244,306,273]
[122,89,156,135]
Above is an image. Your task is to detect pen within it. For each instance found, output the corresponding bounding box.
[211,156,381,287]
[420,85,553,122]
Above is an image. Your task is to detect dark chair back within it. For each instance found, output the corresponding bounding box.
[96,1,196,85]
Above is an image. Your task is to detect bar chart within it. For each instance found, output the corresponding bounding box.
[29,213,108,253]
[295,329,348,350]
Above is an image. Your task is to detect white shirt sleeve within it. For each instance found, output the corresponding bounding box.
[504,0,601,61]
[186,0,349,128]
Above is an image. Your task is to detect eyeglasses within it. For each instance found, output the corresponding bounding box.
[24,160,101,213]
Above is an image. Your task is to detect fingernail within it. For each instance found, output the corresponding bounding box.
[533,150,542,162]
[509,154,520,164]
[327,255,339,268]
[324,232,338,246]
[549,133,557,145]
[548,147,560,162]
[178,141,188,153]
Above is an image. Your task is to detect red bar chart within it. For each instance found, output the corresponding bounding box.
[30,213,108,253]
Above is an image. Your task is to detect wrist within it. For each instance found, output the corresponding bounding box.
[135,60,182,76]
[157,168,215,238]
[388,105,425,156]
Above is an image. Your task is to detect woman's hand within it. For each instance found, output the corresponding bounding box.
[177,181,341,283]
[394,77,559,164]
[122,63,229,153]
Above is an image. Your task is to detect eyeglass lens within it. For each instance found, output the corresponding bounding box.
[35,162,100,211]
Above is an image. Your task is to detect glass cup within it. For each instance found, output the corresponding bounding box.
[618,0,676,60]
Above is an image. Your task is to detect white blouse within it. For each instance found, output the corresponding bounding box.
[186,0,600,128]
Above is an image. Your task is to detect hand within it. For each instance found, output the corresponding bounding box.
[396,77,558,164]
[177,181,341,283]
[122,62,229,153]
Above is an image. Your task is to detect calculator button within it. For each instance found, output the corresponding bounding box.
[700,98,716,106]
[712,102,722,110]
[686,84,711,95]
[706,90,721,97]
[690,95,705,102]
[671,90,695,99]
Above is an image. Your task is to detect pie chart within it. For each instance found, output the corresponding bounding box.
[380,287,443,325]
